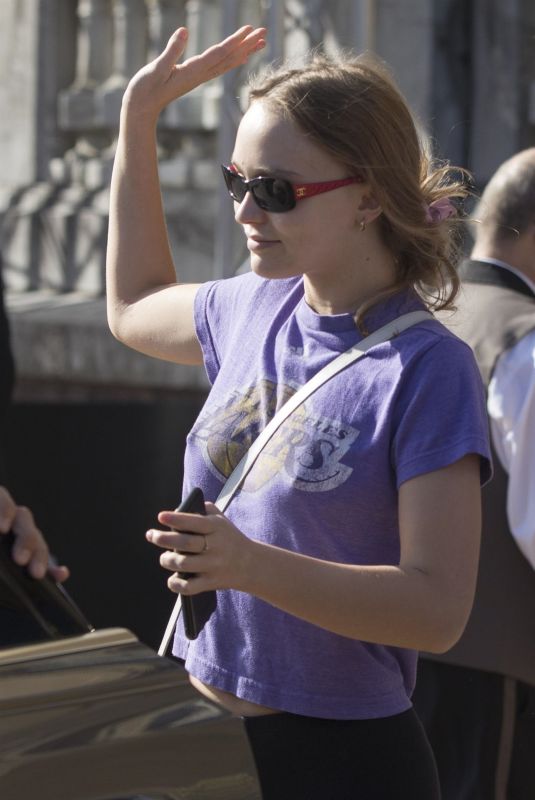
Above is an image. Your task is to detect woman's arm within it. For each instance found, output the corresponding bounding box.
[149,454,481,653]
[106,26,266,364]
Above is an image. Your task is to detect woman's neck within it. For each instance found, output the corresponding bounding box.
[303,250,398,317]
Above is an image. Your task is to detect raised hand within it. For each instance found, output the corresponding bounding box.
[124,25,267,120]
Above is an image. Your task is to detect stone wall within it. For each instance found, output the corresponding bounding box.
[1,0,534,395]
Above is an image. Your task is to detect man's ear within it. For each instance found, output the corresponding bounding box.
[357,193,382,225]
[523,223,535,282]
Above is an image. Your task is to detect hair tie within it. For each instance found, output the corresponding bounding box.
[425,198,456,224]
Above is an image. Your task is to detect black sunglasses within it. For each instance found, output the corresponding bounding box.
[221,164,364,213]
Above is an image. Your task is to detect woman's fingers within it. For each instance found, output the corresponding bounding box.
[155,26,189,73]
[147,527,207,552]
[154,530,213,594]
[195,25,266,72]
[149,501,224,548]
[166,25,265,97]
[160,548,206,573]
[162,553,215,595]
[148,502,251,594]
[124,25,266,118]
[156,509,211,533]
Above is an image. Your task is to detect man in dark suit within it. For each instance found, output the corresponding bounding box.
[0,257,68,582]
[413,149,535,800]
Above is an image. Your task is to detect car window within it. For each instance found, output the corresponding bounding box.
[0,532,93,648]
[0,599,50,647]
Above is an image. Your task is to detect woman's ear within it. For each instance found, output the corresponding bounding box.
[357,193,383,226]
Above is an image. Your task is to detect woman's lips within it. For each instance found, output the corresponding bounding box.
[247,237,280,251]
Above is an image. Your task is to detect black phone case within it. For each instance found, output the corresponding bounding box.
[175,487,217,640]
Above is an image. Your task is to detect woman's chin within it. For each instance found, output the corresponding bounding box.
[249,254,300,281]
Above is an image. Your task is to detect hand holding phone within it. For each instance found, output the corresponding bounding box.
[174,487,217,640]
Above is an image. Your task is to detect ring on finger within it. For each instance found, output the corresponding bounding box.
[200,536,208,553]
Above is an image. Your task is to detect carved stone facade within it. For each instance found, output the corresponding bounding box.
[1,0,534,394]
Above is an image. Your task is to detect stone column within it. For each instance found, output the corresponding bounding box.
[0,0,76,192]
[98,0,148,123]
[375,0,434,126]
[0,1,42,191]
[161,0,221,132]
[0,0,78,291]
[58,0,113,128]
[470,0,535,185]
[428,0,472,168]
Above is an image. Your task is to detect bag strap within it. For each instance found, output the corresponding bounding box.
[158,308,432,656]
[216,310,432,511]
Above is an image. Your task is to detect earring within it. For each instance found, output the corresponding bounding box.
[360,219,366,232]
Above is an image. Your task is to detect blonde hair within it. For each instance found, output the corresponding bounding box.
[248,53,471,323]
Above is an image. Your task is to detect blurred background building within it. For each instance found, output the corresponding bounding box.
[1,0,534,646]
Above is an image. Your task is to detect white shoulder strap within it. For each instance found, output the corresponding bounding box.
[158,308,432,655]
[215,310,432,512]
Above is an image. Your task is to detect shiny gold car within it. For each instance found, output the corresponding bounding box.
[0,535,261,800]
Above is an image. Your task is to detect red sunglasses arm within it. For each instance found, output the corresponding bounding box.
[293,176,364,200]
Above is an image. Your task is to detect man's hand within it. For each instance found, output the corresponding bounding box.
[0,486,69,582]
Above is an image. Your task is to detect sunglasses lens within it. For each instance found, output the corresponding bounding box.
[253,178,295,212]
[222,167,247,203]
[221,166,296,212]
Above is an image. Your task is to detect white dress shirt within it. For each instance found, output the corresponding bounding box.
[484,258,535,570]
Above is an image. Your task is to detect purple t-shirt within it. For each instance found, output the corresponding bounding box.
[173,272,491,719]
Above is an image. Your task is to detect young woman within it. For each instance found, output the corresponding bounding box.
[107,26,491,799]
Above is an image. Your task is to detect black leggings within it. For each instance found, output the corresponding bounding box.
[244,707,440,800]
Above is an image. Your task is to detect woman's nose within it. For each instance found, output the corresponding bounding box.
[234,190,266,225]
